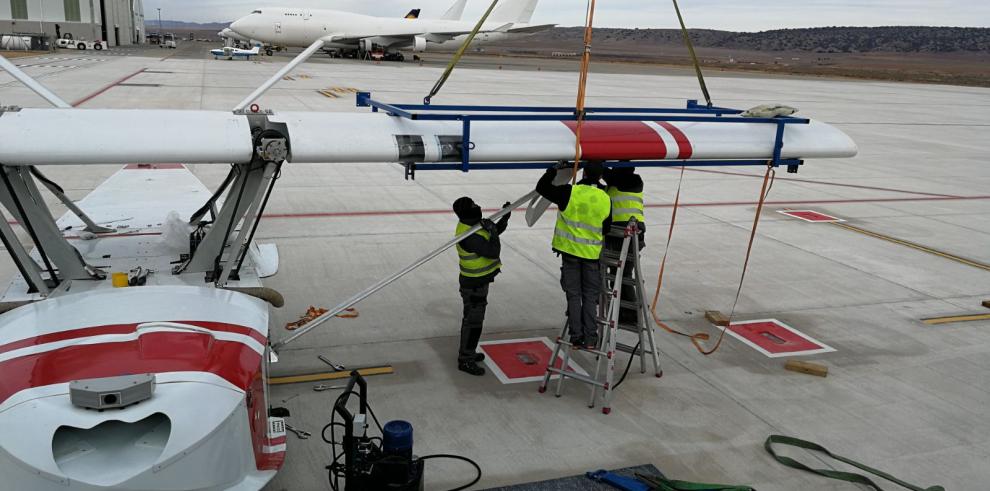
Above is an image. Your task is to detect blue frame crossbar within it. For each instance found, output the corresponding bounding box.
[355,92,809,173]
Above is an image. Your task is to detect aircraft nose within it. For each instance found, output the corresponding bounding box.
[229,18,250,36]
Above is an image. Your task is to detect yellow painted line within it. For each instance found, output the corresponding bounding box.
[317,89,339,99]
[269,366,393,385]
[832,223,990,272]
[922,313,990,325]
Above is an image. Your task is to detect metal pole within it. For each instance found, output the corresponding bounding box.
[0,54,72,108]
[233,38,326,112]
[157,8,162,44]
[274,189,539,350]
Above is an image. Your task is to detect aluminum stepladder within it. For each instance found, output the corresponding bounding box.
[538,219,663,414]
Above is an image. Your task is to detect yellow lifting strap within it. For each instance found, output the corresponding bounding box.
[424,0,501,105]
[672,0,713,107]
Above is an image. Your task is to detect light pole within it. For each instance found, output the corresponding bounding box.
[157,8,162,45]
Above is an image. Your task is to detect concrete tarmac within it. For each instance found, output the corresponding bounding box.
[1,47,988,490]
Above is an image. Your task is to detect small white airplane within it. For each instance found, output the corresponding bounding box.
[0,38,858,488]
[228,0,552,59]
[211,45,261,60]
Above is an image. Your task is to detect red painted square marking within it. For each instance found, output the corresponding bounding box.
[478,338,587,384]
[778,210,844,223]
[723,319,835,358]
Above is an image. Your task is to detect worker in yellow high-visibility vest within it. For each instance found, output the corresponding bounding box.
[536,161,612,349]
[452,197,511,376]
[604,165,646,325]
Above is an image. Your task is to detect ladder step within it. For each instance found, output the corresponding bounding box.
[619,300,641,310]
[617,322,642,333]
[604,273,640,286]
[556,337,608,356]
[616,342,644,356]
[546,367,606,387]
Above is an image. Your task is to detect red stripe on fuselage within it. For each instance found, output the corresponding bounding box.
[656,121,693,159]
[563,121,666,160]
[0,332,262,405]
[0,320,267,355]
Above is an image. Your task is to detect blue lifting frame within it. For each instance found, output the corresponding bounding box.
[355,91,809,174]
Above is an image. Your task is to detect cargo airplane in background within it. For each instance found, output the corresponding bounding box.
[227,0,552,60]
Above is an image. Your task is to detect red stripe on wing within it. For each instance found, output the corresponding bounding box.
[656,121,693,159]
[563,121,666,160]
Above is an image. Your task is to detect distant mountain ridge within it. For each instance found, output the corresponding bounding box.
[526,26,990,53]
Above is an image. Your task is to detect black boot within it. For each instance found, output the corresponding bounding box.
[458,361,485,376]
[473,353,486,362]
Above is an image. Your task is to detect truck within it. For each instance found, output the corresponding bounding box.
[55,37,107,51]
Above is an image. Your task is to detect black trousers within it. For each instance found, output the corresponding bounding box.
[458,282,490,363]
[560,255,602,342]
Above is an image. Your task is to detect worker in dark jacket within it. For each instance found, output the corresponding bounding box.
[603,165,646,324]
[453,197,511,376]
[536,161,611,349]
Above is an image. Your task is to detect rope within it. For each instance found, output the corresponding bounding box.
[671,0,713,107]
[423,0,500,105]
[569,0,598,184]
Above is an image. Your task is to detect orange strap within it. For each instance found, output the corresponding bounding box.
[569,0,597,184]
[650,163,777,355]
[649,166,711,343]
[285,306,359,330]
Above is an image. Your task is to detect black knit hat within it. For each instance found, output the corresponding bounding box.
[583,160,605,180]
[453,197,481,221]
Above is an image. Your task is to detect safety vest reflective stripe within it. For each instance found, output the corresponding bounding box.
[558,215,603,233]
[460,260,502,275]
[610,193,643,204]
[554,230,602,246]
[607,187,645,222]
[552,184,611,260]
[455,221,501,278]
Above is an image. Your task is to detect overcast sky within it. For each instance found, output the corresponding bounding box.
[145,0,990,31]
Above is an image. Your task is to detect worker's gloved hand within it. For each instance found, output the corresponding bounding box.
[480,218,497,236]
[500,201,512,223]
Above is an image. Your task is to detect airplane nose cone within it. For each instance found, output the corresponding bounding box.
[229,19,249,36]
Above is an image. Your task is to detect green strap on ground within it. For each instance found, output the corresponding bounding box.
[764,435,945,491]
[636,473,755,491]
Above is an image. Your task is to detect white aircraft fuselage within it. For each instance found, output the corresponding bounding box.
[229,7,548,52]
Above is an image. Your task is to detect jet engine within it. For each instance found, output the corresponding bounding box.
[413,36,427,53]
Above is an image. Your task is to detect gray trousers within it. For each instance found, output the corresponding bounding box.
[458,283,490,363]
[560,255,602,341]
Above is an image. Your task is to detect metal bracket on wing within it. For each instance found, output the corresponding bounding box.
[232,36,335,113]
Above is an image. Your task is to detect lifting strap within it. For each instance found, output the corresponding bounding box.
[569,0,598,184]
[765,435,945,491]
[671,0,713,107]
[650,163,776,356]
[424,0,500,105]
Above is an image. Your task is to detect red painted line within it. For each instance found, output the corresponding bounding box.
[563,121,666,160]
[259,195,990,221]
[680,167,958,198]
[656,121,693,159]
[71,68,147,107]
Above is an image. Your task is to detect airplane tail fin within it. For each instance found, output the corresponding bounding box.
[404,9,421,19]
[441,0,467,20]
[490,0,539,23]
